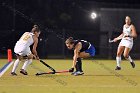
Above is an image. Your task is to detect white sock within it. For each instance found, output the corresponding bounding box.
[126,56,133,62]
[22,59,32,70]
[12,59,20,72]
[116,57,121,67]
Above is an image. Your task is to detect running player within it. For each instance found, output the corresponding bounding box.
[65,37,96,76]
[113,16,137,70]
[11,25,41,75]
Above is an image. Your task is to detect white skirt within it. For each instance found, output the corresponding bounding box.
[119,39,133,49]
[14,42,31,56]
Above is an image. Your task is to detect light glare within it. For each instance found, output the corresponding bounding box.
[91,12,97,19]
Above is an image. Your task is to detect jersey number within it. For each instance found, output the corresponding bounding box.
[19,34,30,41]
[23,35,30,41]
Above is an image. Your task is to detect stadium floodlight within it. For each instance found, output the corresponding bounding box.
[91,12,97,19]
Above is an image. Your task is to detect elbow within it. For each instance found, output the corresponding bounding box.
[73,55,78,60]
[73,56,76,60]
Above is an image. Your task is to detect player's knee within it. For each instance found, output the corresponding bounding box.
[123,54,128,59]
[28,54,33,59]
[17,55,22,61]
[28,59,32,62]
[116,52,121,57]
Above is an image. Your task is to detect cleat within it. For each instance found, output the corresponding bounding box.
[130,61,135,68]
[11,72,17,76]
[71,71,77,75]
[73,71,84,76]
[20,69,28,75]
[115,66,121,70]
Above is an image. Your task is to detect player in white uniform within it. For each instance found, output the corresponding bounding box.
[11,25,41,75]
[113,16,137,70]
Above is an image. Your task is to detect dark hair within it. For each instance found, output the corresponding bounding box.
[31,25,40,33]
[65,37,74,44]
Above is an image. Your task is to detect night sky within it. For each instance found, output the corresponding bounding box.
[0,0,140,58]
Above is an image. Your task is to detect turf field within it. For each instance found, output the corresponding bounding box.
[0,59,140,93]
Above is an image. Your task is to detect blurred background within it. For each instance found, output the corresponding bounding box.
[0,0,140,59]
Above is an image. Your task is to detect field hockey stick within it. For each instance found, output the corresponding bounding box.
[109,39,114,43]
[109,37,123,43]
[36,70,69,76]
[39,60,56,74]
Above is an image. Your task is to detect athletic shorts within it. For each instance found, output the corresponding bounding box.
[119,39,133,49]
[14,42,31,56]
[85,45,96,57]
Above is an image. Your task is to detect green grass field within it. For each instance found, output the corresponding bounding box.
[0,59,140,93]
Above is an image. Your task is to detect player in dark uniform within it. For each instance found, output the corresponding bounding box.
[65,37,96,76]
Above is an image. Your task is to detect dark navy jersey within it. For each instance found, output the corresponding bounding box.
[73,40,90,52]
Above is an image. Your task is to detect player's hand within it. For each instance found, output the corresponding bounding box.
[36,56,40,60]
[33,55,37,59]
[33,55,39,60]
[69,68,74,72]
[113,38,118,42]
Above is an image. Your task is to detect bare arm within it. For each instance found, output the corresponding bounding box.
[72,42,82,68]
[131,25,137,38]
[113,33,124,42]
[117,33,124,39]
[32,36,39,59]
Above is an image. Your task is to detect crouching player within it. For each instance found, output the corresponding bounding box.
[65,37,96,76]
[11,25,41,76]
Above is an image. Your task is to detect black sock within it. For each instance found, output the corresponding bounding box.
[75,58,83,72]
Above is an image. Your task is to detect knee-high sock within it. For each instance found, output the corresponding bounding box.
[11,59,20,72]
[116,57,121,67]
[22,59,32,70]
[126,56,133,62]
[75,58,83,72]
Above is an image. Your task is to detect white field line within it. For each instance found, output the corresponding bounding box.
[0,62,13,77]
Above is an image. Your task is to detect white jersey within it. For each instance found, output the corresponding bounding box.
[17,32,34,47]
[122,25,133,41]
[14,32,34,56]
[119,25,133,49]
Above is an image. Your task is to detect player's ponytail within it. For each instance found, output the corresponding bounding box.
[31,25,40,33]
[65,37,74,44]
